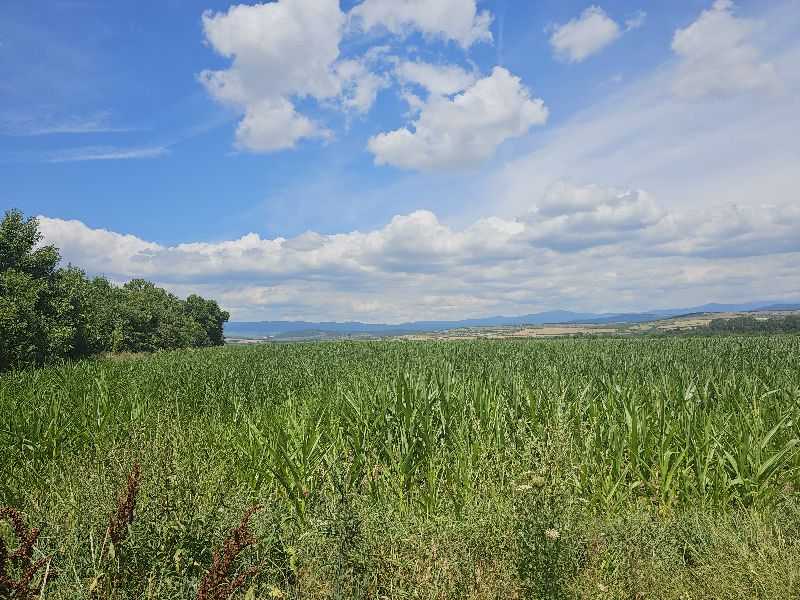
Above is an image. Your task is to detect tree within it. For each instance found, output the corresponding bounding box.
[1,209,231,371]
[0,210,64,370]
[114,280,181,352]
[0,268,45,370]
[0,209,60,279]
[185,294,230,346]
[83,276,123,354]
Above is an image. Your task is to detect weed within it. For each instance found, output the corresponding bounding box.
[0,507,53,599]
[197,506,263,600]
[107,462,141,553]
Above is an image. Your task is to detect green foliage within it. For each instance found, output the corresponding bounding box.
[0,209,70,371]
[1,338,799,597]
[185,294,230,347]
[114,279,203,353]
[0,208,60,278]
[0,209,229,371]
[708,314,800,334]
[515,431,585,600]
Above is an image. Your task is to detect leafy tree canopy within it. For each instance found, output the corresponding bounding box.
[0,209,230,371]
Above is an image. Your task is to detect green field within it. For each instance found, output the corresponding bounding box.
[3,337,800,598]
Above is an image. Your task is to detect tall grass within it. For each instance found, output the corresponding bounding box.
[1,336,799,597]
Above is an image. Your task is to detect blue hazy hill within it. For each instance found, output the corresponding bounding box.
[225,300,800,338]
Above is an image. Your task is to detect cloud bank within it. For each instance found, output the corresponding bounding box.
[38,181,800,321]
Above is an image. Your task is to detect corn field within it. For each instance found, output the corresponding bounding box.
[2,337,800,598]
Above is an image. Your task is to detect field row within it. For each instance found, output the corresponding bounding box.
[2,337,799,598]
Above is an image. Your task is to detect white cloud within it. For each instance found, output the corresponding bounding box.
[671,0,780,98]
[200,0,343,100]
[625,10,647,31]
[491,1,800,228]
[47,145,169,162]
[645,202,800,259]
[37,218,161,274]
[523,182,664,251]
[335,59,388,113]
[549,6,622,63]
[36,178,800,321]
[234,98,327,152]
[0,111,131,136]
[395,60,476,96]
[349,0,492,48]
[368,67,548,170]
[199,0,383,152]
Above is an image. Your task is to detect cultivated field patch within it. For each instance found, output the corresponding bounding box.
[2,337,799,598]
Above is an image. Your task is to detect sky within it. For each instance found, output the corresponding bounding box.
[2,0,799,322]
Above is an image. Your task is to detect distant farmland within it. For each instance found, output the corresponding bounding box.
[224,307,800,342]
[2,337,799,598]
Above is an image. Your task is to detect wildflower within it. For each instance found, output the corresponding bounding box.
[515,484,533,492]
[544,528,560,541]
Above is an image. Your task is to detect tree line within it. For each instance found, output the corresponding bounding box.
[0,209,229,372]
[707,314,800,334]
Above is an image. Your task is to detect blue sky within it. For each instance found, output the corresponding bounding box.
[2,0,799,321]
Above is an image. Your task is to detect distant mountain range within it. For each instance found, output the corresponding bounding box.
[224,300,800,339]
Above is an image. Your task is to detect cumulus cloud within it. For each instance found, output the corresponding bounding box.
[199,0,384,152]
[36,180,800,321]
[671,0,780,98]
[549,6,622,63]
[200,1,343,100]
[523,182,664,251]
[395,60,477,96]
[645,203,800,258]
[233,98,327,152]
[368,67,548,170]
[349,0,493,48]
[335,59,389,113]
[37,218,161,275]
